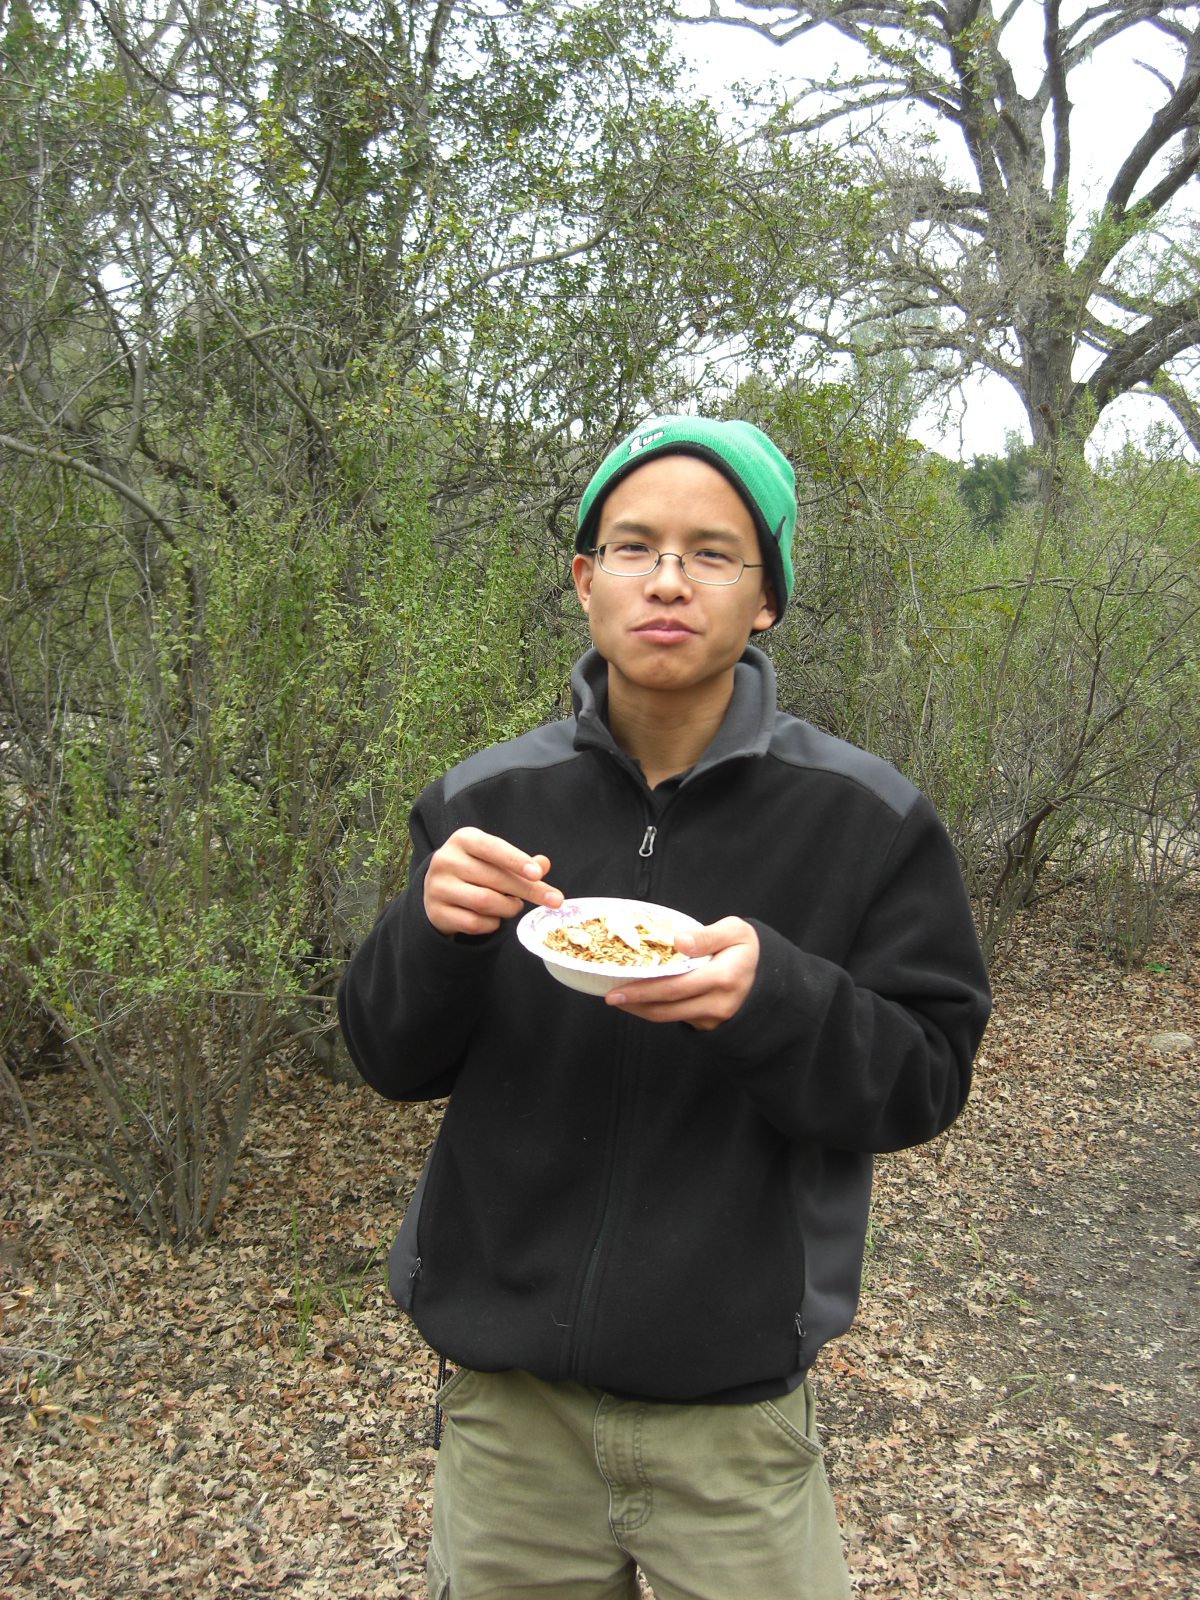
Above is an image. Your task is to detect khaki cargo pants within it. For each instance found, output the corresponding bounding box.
[427,1367,851,1600]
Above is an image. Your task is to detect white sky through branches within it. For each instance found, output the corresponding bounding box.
[677,10,1181,461]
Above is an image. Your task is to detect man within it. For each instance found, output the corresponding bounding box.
[338,416,991,1600]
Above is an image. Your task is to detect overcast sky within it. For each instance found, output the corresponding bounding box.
[675,5,1188,461]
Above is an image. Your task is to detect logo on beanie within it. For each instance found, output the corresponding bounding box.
[628,429,666,457]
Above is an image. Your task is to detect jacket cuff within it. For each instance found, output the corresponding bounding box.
[701,919,838,1067]
[396,855,510,967]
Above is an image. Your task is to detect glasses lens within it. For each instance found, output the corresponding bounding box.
[598,542,658,575]
[681,550,743,585]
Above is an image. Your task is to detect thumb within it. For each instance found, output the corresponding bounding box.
[675,917,749,957]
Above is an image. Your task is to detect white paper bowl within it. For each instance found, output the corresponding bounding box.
[517,896,708,997]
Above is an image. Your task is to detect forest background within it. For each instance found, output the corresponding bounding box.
[2,0,1200,1249]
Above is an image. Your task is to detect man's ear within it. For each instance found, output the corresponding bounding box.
[750,581,778,633]
[572,552,595,614]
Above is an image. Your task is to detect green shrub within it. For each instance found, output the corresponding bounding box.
[746,379,1200,959]
[1,396,575,1244]
[957,440,1034,536]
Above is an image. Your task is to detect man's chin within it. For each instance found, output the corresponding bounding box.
[607,649,716,694]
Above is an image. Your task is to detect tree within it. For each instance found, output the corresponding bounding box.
[0,0,856,1241]
[733,374,1200,959]
[700,0,1200,454]
[957,440,1033,532]
[0,0,854,549]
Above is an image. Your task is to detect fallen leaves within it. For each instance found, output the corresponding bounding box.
[0,890,1197,1596]
[0,1078,444,1598]
[816,893,1200,1596]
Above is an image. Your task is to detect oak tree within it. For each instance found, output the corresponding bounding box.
[703,0,1200,452]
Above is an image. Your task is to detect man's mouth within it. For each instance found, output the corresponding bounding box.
[633,619,695,638]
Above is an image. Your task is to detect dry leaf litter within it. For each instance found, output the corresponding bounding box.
[2,895,1198,1598]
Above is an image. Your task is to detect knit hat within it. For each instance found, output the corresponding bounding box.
[576,416,797,622]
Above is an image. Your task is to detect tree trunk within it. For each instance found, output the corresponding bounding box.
[1020,307,1074,500]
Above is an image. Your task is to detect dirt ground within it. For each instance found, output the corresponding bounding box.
[1,900,1198,1598]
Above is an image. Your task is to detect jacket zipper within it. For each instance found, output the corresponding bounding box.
[568,797,664,1377]
[634,780,682,897]
[635,822,657,894]
[569,1013,635,1378]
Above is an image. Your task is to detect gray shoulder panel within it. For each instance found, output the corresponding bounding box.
[443,719,578,803]
[768,715,919,817]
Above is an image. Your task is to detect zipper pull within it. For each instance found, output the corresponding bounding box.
[638,824,657,859]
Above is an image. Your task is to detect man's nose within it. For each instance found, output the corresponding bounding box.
[644,551,691,599]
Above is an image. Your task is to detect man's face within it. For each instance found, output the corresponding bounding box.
[572,454,777,694]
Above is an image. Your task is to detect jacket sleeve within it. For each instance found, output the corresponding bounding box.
[702,794,991,1154]
[336,778,507,1100]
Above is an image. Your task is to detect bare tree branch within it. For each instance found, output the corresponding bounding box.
[1100,28,1200,221]
[1153,371,1200,448]
[0,431,174,539]
[705,0,1200,447]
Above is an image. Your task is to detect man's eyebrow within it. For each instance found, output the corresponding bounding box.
[605,517,743,543]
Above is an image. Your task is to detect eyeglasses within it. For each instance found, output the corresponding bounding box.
[593,542,763,586]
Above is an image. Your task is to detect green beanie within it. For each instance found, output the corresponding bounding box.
[576,415,797,622]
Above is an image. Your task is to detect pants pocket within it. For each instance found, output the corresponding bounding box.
[758,1379,824,1463]
[426,1537,451,1600]
[435,1365,477,1414]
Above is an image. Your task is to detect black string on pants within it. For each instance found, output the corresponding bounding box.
[432,1351,447,1449]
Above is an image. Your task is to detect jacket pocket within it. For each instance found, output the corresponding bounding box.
[387,1138,439,1311]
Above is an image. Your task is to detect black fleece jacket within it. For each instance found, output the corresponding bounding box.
[338,647,991,1404]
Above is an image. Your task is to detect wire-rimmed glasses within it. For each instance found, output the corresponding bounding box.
[593,542,763,586]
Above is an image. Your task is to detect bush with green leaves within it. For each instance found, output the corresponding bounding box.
[1,396,578,1244]
[746,377,1200,960]
[0,0,858,1243]
[957,442,1034,536]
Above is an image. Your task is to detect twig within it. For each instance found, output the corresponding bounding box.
[0,1056,40,1159]
[240,1491,268,1532]
[0,431,174,542]
[0,1344,65,1366]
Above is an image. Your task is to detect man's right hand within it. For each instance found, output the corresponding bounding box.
[423,827,564,937]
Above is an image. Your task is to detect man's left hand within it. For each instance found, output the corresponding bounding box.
[605,917,759,1032]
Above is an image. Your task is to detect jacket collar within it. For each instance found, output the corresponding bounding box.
[569,645,776,786]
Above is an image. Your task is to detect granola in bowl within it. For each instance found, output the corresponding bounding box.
[516,897,708,997]
[543,916,678,968]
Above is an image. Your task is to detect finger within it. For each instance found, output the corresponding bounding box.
[610,996,726,1028]
[674,917,753,957]
[526,855,565,907]
[457,828,549,883]
[450,869,562,911]
[606,940,756,1016]
[609,932,752,999]
[526,878,564,908]
[425,898,504,936]
[439,882,526,921]
[434,845,563,908]
[446,910,503,936]
[451,833,563,907]
[604,969,712,1008]
[438,855,548,902]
